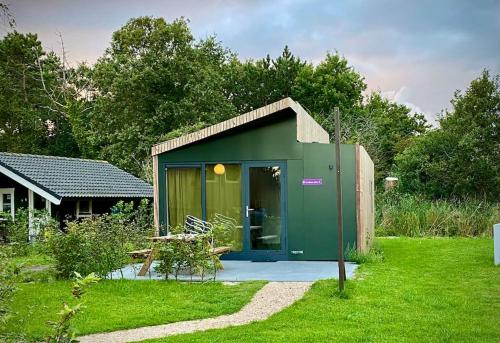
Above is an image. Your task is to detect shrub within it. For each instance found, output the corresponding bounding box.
[0,209,57,257]
[47,200,155,279]
[211,222,235,248]
[0,209,29,245]
[155,235,219,281]
[376,192,500,237]
[47,216,129,278]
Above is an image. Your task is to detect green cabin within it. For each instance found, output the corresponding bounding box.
[151,98,374,261]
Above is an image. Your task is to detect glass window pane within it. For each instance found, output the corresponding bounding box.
[206,164,243,251]
[2,194,11,213]
[79,200,90,214]
[167,167,202,229]
[249,166,281,250]
[33,193,46,210]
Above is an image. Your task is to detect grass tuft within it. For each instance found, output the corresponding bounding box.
[346,241,385,264]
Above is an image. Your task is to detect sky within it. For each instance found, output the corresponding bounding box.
[5,0,500,123]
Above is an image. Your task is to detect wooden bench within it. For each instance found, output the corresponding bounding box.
[128,249,152,259]
[211,246,231,256]
[129,245,231,277]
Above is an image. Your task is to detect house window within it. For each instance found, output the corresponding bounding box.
[0,188,15,219]
[77,199,92,218]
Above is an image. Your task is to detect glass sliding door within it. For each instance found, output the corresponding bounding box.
[163,161,285,260]
[166,167,202,229]
[205,164,243,251]
[246,164,284,258]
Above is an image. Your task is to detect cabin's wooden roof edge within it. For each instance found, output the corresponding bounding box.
[151,97,329,156]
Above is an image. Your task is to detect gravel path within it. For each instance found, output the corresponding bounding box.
[78,281,312,343]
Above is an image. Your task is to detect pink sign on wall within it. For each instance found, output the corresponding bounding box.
[302,178,323,186]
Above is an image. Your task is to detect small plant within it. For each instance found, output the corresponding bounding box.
[0,252,25,342]
[45,272,100,343]
[155,242,175,280]
[345,241,384,264]
[211,222,234,247]
[0,255,17,326]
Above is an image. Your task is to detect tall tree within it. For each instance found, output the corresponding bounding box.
[73,17,236,176]
[225,46,306,113]
[395,70,500,200]
[0,31,79,156]
[292,52,366,135]
[354,93,428,183]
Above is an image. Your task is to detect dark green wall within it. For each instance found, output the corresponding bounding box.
[158,110,302,164]
[290,144,356,260]
[157,111,358,261]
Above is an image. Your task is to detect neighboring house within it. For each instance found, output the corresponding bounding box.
[151,97,375,261]
[0,153,153,235]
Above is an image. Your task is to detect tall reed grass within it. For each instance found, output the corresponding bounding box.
[376,193,500,237]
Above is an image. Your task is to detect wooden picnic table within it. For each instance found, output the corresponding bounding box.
[135,234,195,276]
[148,234,200,242]
[132,234,230,277]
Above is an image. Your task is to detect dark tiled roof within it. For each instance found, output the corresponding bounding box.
[0,152,153,200]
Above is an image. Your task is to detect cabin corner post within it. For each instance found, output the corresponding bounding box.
[355,145,375,253]
[152,154,160,236]
[355,144,364,252]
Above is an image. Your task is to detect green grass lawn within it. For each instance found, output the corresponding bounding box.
[2,279,265,340]
[145,238,500,343]
[7,253,54,267]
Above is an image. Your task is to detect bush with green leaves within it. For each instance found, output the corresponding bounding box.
[0,209,57,257]
[110,199,154,241]
[211,222,235,248]
[47,200,154,279]
[394,71,499,200]
[155,234,219,281]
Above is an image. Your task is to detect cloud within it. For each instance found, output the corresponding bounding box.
[7,0,500,117]
[381,86,436,126]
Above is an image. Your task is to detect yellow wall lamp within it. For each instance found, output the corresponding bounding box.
[214,163,225,175]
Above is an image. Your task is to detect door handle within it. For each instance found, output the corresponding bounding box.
[246,206,254,218]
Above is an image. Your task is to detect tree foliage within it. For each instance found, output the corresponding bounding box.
[1,15,496,201]
[353,93,428,182]
[72,17,236,176]
[224,45,306,113]
[0,32,80,156]
[395,70,500,200]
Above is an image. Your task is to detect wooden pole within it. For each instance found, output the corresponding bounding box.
[334,107,346,291]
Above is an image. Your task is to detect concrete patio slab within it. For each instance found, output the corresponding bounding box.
[109,260,358,282]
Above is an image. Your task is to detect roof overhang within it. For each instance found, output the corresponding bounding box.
[0,164,62,205]
[151,97,330,156]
